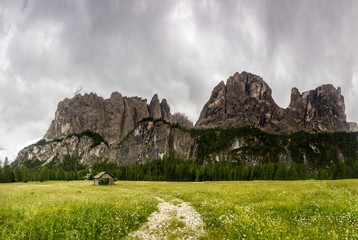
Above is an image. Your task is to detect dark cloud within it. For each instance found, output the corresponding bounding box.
[0,0,357,160]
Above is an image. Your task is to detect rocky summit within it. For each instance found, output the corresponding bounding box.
[196,71,357,133]
[44,92,193,145]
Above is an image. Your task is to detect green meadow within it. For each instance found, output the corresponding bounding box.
[1,180,358,239]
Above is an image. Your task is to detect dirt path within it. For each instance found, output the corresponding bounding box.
[127,197,206,240]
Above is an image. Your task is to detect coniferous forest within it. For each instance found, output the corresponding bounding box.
[1,154,358,183]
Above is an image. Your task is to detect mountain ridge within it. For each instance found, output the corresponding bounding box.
[14,71,358,169]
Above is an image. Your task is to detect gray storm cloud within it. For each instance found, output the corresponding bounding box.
[0,0,357,160]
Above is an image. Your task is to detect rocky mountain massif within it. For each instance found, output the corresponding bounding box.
[196,71,358,133]
[14,71,358,170]
[15,120,195,167]
[44,92,193,144]
[16,92,194,167]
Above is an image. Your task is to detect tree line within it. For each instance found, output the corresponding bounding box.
[2,155,357,183]
[0,156,88,183]
[92,155,358,182]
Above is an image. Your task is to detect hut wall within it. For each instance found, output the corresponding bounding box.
[109,178,114,185]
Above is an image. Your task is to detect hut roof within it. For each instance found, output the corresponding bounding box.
[93,171,114,179]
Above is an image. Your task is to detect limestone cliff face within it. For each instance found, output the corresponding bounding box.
[148,94,162,119]
[16,90,194,168]
[15,120,195,167]
[284,85,349,132]
[160,99,172,122]
[15,136,112,167]
[44,92,150,144]
[44,92,192,145]
[196,72,282,132]
[114,120,195,165]
[195,81,227,128]
[196,71,354,133]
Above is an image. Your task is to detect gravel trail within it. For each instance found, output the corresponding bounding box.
[127,197,206,240]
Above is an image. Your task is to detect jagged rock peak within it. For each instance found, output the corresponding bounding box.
[43,91,188,145]
[195,80,227,128]
[110,91,123,100]
[196,71,355,133]
[149,94,162,119]
[226,71,273,102]
[148,94,174,122]
[196,71,280,131]
[160,99,171,122]
[286,84,348,132]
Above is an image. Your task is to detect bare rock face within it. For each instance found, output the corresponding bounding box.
[195,81,227,128]
[148,94,162,119]
[285,85,350,132]
[196,72,283,132]
[44,92,149,144]
[225,72,282,131]
[160,99,171,122]
[115,120,195,165]
[14,136,112,167]
[16,91,195,168]
[44,92,185,145]
[148,95,174,123]
[16,120,195,167]
[196,71,354,133]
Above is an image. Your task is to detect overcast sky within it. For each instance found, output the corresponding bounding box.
[1,0,358,161]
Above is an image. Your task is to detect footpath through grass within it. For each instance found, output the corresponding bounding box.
[0,180,358,239]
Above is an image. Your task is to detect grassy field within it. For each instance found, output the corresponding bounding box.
[0,180,357,239]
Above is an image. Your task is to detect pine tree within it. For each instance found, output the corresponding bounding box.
[352,161,358,178]
[195,169,201,182]
[274,163,288,180]
[288,163,299,180]
[318,169,329,180]
[20,165,30,182]
[2,157,15,183]
[242,166,250,180]
[39,167,50,182]
[14,167,22,182]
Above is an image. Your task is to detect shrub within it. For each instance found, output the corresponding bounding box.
[36,139,47,146]
[99,178,109,185]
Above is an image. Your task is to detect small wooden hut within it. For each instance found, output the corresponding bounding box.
[93,171,114,185]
